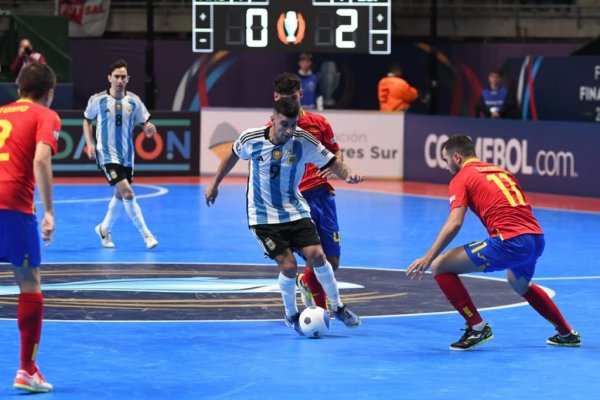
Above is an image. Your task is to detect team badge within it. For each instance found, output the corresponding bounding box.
[115,103,122,111]
[286,154,297,164]
[110,170,118,180]
[264,238,276,251]
[272,149,282,160]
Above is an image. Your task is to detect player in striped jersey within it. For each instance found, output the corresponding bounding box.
[83,59,158,250]
[205,97,362,333]
[273,72,342,313]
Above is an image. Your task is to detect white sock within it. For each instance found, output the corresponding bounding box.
[123,198,151,237]
[472,321,486,331]
[101,196,123,232]
[278,273,298,318]
[314,261,342,310]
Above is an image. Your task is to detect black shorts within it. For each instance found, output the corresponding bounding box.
[99,163,133,186]
[251,218,321,259]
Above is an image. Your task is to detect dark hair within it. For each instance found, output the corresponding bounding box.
[298,52,312,61]
[109,59,128,75]
[274,97,299,119]
[389,63,403,74]
[274,72,301,95]
[442,135,477,158]
[17,62,56,100]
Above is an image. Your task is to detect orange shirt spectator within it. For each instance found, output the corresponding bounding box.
[378,64,418,112]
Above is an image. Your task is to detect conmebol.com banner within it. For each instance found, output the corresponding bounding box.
[404,114,599,197]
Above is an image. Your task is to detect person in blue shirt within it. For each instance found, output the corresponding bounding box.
[475,70,514,119]
[297,53,321,110]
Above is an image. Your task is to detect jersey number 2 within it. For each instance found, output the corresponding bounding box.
[487,172,526,207]
[0,119,13,162]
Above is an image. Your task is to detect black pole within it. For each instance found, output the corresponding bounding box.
[145,0,156,109]
[428,0,438,115]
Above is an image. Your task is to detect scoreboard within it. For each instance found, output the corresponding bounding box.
[193,0,391,54]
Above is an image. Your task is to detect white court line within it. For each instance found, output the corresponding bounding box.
[36,184,169,204]
[337,187,600,215]
[533,276,600,281]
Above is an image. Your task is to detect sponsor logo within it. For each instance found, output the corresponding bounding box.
[424,134,578,178]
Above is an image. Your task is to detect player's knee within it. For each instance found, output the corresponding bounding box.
[121,190,134,200]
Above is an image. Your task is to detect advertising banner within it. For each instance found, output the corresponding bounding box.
[404,114,600,198]
[56,0,111,38]
[508,56,600,123]
[54,111,200,177]
[200,108,404,179]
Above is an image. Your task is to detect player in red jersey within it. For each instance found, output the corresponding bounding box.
[273,73,359,327]
[0,62,60,392]
[407,135,579,350]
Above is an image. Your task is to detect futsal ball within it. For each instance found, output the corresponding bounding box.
[299,306,330,338]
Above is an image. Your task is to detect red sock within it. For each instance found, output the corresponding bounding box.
[303,267,327,309]
[18,292,44,374]
[523,284,572,335]
[434,273,483,327]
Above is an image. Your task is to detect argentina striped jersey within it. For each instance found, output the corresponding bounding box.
[83,90,150,167]
[233,126,336,226]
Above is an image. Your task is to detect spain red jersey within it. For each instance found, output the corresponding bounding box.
[297,109,340,193]
[0,99,60,214]
[449,158,542,240]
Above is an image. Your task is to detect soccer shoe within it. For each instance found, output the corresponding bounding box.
[144,234,158,249]
[95,224,115,248]
[450,323,494,351]
[13,368,53,393]
[547,331,581,347]
[295,273,316,308]
[284,312,304,336]
[330,305,361,328]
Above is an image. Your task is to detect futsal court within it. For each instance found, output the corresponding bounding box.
[0,177,598,399]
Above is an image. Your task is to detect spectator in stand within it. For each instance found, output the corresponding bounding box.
[475,69,515,119]
[10,38,47,79]
[296,53,321,110]
[377,64,418,112]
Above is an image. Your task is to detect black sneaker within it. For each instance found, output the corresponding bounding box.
[284,313,304,336]
[547,331,581,347]
[450,324,493,351]
[330,305,360,328]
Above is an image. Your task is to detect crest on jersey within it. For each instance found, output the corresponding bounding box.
[286,154,297,165]
[115,103,122,111]
[272,149,282,160]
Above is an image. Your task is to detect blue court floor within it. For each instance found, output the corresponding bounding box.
[0,182,598,399]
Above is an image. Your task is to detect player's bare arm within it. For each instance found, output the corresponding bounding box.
[82,119,96,160]
[205,151,240,206]
[323,158,363,184]
[33,141,55,246]
[406,206,466,279]
[318,149,343,179]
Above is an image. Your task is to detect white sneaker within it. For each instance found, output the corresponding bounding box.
[13,368,53,393]
[95,224,115,248]
[144,234,158,249]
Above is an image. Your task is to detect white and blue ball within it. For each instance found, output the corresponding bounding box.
[299,306,330,338]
